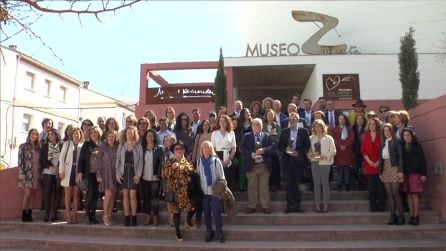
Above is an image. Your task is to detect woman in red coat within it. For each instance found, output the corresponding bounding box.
[332,114,355,192]
[361,117,386,212]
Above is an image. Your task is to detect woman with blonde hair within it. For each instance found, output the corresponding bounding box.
[308,119,336,213]
[116,125,143,226]
[196,141,225,242]
[59,127,84,224]
[18,128,41,222]
[165,106,176,130]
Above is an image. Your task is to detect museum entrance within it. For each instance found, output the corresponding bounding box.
[232,64,315,108]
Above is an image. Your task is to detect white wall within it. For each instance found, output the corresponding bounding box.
[241,1,446,55]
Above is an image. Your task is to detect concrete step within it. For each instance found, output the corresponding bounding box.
[235,190,369,201]
[235,200,431,212]
[2,230,446,250]
[2,221,446,242]
[30,209,442,226]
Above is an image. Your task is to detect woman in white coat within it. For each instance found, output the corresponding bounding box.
[59,127,84,224]
[308,119,336,213]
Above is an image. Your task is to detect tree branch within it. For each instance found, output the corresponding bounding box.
[20,0,142,16]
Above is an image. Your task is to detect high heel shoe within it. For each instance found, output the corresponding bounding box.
[103,215,111,226]
[65,210,71,224]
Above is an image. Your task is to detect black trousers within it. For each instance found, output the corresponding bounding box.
[365,174,386,210]
[85,173,99,219]
[141,179,160,216]
[285,157,305,208]
[269,154,281,188]
[43,174,60,214]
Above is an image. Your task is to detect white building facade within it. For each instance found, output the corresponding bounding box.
[0,46,134,168]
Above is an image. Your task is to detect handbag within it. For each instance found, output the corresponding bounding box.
[164,191,175,203]
[77,178,89,192]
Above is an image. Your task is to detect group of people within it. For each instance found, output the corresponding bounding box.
[17,94,428,243]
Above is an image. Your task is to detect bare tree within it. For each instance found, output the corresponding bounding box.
[1,0,142,60]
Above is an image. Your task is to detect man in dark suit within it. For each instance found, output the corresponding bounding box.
[325,99,340,130]
[240,118,277,214]
[191,107,203,137]
[278,112,310,213]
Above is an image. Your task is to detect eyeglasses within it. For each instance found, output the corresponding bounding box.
[380,110,388,114]
[174,147,185,151]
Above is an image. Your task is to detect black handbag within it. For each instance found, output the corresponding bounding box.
[164,191,175,203]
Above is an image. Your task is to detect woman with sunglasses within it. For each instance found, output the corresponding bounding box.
[161,140,196,241]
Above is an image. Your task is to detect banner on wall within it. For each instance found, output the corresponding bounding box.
[146,85,215,104]
[322,74,360,101]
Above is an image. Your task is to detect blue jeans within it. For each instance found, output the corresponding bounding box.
[202,195,223,235]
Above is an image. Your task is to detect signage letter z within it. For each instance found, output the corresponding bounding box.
[292,10,347,55]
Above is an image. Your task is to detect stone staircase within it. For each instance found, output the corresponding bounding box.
[1,183,446,250]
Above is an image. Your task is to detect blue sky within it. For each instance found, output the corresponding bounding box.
[3,1,245,101]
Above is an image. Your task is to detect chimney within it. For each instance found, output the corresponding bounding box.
[83,81,90,89]
[9,45,17,50]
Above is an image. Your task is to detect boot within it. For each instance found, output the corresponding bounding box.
[131,215,137,226]
[124,215,131,227]
[413,216,419,226]
[387,213,397,225]
[144,215,153,226]
[22,210,27,222]
[153,216,160,226]
[408,216,414,225]
[396,214,405,225]
[50,211,58,222]
[27,209,33,222]
[43,209,50,222]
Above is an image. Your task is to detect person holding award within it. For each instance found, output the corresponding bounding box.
[308,119,336,213]
[241,118,276,214]
[278,112,310,213]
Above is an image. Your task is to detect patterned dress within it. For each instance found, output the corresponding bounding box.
[18,143,40,189]
[97,144,117,191]
[161,158,195,214]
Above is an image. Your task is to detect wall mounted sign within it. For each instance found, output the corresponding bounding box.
[245,10,360,57]
[322,74,360,101]
[146,85,215,104]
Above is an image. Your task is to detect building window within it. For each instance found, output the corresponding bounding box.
[44,79,51,97]
[57,122,64,134]
[59,86,67,102]
[24,72,35,91]
[22,114,32,132]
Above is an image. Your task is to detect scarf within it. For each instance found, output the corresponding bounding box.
[341,126,348,140]
[201,156,213,187]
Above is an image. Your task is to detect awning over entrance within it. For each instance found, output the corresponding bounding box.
[232,64,315,106]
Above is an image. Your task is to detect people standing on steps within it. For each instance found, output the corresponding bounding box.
[308,119,336,213]
[141,129,164,226]
[161,140,196,242]
[116,125,143,227]
[379,123,405,225]
[196,141,226,243]
[401,128,427,226]
[97,130,119,226]
[18,128,41,222]
[59,127,84,224]
[39,128,62,222]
